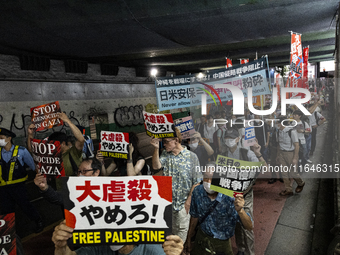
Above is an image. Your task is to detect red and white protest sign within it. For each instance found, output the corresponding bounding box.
[143,111,175,138]
[289,32,304,99]
[99,131,129,159]
[30,101,63,131]
[61,176,172,245]
[0,213,16,255]
[30,138,65,176]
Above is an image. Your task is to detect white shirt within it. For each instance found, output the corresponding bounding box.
[295,120,310,144]
[204,124,218,144]
[277,127,299,151]
[309,110,324,127]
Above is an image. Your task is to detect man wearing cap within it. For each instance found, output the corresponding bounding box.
[0,127,44,232]
[276,118,305,196]
[222,127,264,255]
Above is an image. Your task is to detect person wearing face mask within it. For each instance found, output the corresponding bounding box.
[28,112,85,190]
[0,127,44,233]
[185,164,253,255]
[188,132,214,167]
[222,128,265,255]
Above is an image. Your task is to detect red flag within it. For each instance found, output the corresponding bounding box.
[275,73,281,102]
[226,58,232,68]
[289,32,304,99]
[303,46,309,91]
[240,59,249,64]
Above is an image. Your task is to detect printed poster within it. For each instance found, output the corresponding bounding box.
[143,111,176,138]
[30,101,63,131]
[30,138,65,176]
[174,116,195,140]
[210,155,264,198]
[99,131,129,159]
[0,213,16,255]
[243,127,256,147]
[61,176,172,245]
[155,57,270,111]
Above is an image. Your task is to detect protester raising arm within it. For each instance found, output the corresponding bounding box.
[96,151,117,176]
[126,143,145,176]
[151,137,163,176]
[58,112,85,151]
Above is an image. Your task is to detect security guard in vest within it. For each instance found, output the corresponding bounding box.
[0,127,44,232]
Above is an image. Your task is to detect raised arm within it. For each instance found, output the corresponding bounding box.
[58,112,85,151]
[234,194,253,231]
[126,144,145,176]
[151,137,162,170]
[195,132,214,156]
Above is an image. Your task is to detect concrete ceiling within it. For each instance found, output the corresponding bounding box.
[0,0,338,74]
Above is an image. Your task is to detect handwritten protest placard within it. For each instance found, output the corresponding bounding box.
[99,131,129,159]
[30,138,64,176]
[143,111,175,138]
[210,155,264,198]
[0,213,16,255]
[30,101,63,131]
[174,116,195,139]
[62,176,172,245]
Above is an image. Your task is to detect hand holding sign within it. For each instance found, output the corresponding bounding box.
[52,220,74,251]
[234,194,245,212]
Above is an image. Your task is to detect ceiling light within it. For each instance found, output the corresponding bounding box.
[150,68,158,76]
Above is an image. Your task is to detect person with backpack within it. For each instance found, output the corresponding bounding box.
[292,110,311,166]
[276,117,305,196]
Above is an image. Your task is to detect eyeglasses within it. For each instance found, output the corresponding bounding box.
[163,139,175,144]
[78,169,95,175]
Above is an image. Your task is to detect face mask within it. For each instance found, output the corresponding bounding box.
[225,138,237,148]
[110,245,124,251]
[0,139,8,147]
[189,142,198,150]
[203,181,215,194]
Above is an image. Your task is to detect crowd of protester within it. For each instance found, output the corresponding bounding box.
[0,86,332,255]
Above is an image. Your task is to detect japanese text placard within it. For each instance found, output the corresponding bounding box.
[174,116,195,140]
[100,131,129,159]
[210,155,264,198]
[156,57,270,111]
[61,176,172,246]
[30,101,63,131]
[143,111,175,138]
